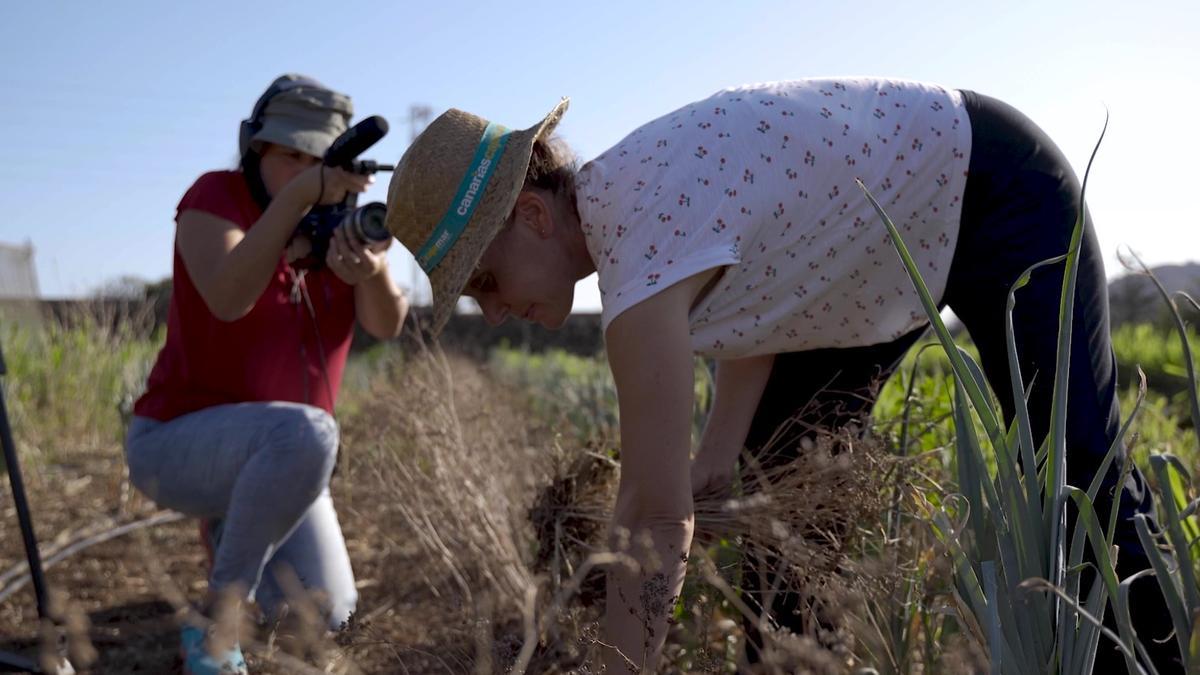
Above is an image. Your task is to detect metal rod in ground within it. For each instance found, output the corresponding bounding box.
[0,341,49,673]
[0,649,40,673]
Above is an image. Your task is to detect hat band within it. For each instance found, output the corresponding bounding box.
[416,121,512,274]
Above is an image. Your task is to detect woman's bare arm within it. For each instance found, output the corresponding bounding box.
[177,166,368,321]
[602,270,717,673]
[691,353,775,496]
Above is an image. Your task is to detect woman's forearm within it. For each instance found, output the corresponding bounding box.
[694,354,775,467]
[602,274,707,673]
[180,187,312,321]
[606,498,693,673]
[182,165,372,322]
[353,268,408,339]
[215,191,312,313]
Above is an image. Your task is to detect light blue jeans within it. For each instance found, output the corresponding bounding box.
[125,401,357,630]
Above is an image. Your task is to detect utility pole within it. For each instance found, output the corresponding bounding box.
[404,105,433,307]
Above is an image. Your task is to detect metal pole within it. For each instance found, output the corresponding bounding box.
[407,104,432,308]
[0,339,48,673]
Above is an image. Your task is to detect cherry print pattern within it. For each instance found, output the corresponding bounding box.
[575,78,971,357]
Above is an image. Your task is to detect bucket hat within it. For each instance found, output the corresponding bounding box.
[242,74,354,159]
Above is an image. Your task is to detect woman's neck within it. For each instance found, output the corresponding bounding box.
[563,202,596,281]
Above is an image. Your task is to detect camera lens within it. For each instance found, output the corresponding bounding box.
[344,202,390,243]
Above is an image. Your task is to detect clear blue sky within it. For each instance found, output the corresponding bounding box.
[2,0,1197,309]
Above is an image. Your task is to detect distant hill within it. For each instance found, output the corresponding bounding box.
[1109,262,1200,326]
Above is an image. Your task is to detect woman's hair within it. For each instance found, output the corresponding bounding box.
[523,135,579,212]
[239,150,272,211]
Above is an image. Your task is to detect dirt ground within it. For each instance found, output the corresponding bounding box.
[0,349,602,675]
[0,436,492,674]
[1,352,870,674]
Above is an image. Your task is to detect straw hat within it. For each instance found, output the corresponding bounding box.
[386,99,570,336]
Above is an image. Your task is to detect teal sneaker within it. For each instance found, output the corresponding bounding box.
[180,623,247,675]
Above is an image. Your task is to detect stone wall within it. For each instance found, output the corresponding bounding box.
[391,308,604,358]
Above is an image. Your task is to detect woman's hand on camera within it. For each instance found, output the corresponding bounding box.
[326,222,391,285]
[286,164,373,208]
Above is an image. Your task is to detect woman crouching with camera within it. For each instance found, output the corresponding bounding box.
[125,74,407,675]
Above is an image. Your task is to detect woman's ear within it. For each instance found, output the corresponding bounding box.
[512,190,554,239]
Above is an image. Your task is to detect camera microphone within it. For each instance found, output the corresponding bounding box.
[324,115,389,168]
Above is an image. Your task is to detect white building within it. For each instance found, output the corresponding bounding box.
[0,242,39,300]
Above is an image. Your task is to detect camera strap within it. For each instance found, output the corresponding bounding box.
[288,267,307,306]
[287,267,336,408]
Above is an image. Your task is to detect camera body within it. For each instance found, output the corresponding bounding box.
[293,197,390,270]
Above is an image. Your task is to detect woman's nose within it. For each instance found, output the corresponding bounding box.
[481,298,509,326]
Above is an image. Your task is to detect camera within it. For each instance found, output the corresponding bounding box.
[291,116,395,270]
[293,187,390,269]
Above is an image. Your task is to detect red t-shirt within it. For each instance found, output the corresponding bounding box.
[134,171,356,421]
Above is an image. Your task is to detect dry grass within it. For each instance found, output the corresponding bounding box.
[2,311,915,673]
[352,342,901,673]
[340,344,604,672]
[333,338,902,667]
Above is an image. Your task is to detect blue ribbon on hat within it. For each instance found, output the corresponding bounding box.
[416,121,512,274]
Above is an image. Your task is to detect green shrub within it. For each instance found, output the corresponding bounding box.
[488,347,712,446]
[1,307,161,462]
[1113,322,1200,410]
